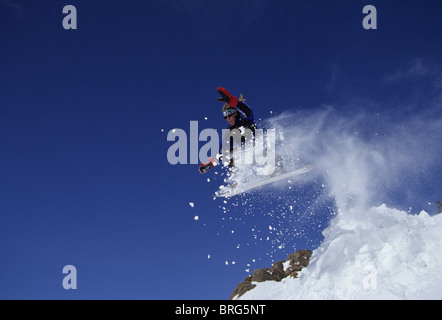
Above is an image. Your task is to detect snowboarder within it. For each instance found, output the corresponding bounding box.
[436,201,442,214]
[198,88,311,198]
[199,87,257,174]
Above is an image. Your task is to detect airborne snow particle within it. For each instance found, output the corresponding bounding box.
[189,202,195,207]
[194,215,199,221]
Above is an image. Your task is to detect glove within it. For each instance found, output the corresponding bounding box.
[217,87,239,108]
[199,161,214,174]
[198,157,218,174]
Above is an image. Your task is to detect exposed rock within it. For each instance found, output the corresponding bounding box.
[229,249,312,300]
[229,276,256,300]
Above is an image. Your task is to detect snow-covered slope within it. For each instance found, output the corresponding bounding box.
[238,205,442,299]
[231,108,442,300]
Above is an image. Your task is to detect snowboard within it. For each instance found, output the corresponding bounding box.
[214,164,313,198]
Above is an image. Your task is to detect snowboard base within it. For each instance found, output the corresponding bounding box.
[214,164,313,198]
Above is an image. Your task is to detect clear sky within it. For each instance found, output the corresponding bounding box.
[1,0,441,299]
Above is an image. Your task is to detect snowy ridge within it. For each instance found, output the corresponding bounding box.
[230,108,442,300]
[238,205,442,299]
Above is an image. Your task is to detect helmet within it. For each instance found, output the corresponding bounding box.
[222,104,237,118]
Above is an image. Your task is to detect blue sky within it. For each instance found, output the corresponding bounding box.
[1,0,441,299]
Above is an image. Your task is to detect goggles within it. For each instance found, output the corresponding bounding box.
[223,109,237,119]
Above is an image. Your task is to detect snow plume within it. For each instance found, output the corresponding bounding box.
[265,105,442,213]
[215,104,441,263]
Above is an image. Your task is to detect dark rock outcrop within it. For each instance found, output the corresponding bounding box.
[229,249,312,300]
